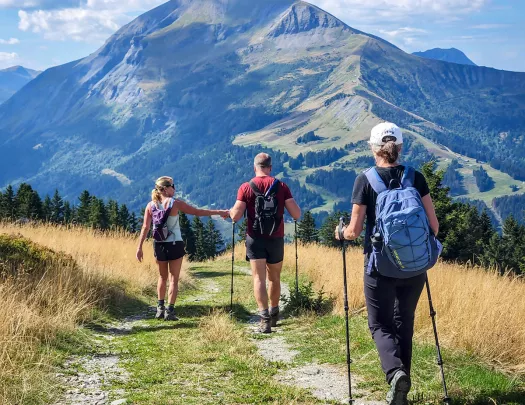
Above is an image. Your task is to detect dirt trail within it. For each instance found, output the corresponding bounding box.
[236,266,385,405]
[52,311,151,405]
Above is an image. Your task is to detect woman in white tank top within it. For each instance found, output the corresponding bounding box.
[136,176,229,321]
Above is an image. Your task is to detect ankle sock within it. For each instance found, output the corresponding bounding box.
[158,300,165,307]
[270,306,279,316]
[168,304,175,310]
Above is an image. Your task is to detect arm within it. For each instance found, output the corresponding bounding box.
[136,204,152,262]
[284,198,301,221]
[421,194,439,236]
[230,200,246,223]
[174,199,229,218]
[334,204,367,241]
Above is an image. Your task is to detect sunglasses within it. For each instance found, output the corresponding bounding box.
[167,184,175,189]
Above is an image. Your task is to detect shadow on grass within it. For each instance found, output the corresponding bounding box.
[409,389,525,405]
[192,270,233,279]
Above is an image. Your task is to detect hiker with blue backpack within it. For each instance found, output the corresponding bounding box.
[136,176,229,321]
[335,123,442,405]
[230,153,301,333]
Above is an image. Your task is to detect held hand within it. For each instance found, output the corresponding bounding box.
[136,247,143,262]
[218,209,230,219]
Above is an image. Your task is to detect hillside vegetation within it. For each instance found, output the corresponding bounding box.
[1,223,524,403]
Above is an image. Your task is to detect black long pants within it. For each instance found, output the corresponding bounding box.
[364,267,426,384]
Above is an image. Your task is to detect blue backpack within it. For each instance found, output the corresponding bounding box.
[365,166,442,279]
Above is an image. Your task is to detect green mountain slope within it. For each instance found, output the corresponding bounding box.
[0,0,523,218]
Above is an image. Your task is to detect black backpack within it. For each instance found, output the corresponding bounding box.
[249,179,281,236]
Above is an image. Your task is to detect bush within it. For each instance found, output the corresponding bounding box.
[282,281,334,316]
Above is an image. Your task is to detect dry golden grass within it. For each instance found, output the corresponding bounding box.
[232,242,525,374]
[0,222,192,404]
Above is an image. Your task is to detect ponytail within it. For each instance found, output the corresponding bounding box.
[375,141,400,164]
[151,176,174,203]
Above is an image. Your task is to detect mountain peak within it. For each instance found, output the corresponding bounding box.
[267,1,350,38]
[412,47,477,66]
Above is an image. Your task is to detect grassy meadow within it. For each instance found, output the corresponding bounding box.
[1,222,524,404]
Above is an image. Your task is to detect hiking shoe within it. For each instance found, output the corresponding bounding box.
[386,370,411,405]
[164,307,179,321]
[270,310,279,327]
[258,316,271,334]
[155,306,165,320]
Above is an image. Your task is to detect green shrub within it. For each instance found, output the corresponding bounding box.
[282,281,334,316]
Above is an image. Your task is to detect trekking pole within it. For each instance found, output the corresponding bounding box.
[338,217,354,405]
[425,274,451,404]
[294,220,299,295]
[230,221,235,316]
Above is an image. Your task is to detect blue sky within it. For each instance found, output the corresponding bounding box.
[0,0,523,72]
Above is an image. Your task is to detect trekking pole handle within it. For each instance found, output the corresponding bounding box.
[338,217,346,241]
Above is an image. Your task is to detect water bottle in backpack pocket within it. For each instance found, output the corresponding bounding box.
[151,199,174,242]
[365,167,442,278]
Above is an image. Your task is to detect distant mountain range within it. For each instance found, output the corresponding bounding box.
[0,66,40,104]
[412,48,477,66]
[0,0,523,220]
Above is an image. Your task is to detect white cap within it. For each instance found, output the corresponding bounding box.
[369,122,403,146]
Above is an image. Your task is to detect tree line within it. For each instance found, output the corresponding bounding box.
[0,183,225,261]
[295,163,525,276]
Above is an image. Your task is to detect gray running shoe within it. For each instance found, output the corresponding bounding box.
[270,310,279,327]
[258,315,271,334]
[155,306,165,320]
[164,307,179,321]
[386,370,411,405]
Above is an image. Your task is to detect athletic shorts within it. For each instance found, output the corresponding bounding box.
[245,235,284,264]
[153,241,185,262]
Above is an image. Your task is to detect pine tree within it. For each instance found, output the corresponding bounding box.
[15,183,43,220]
[479,210,495,247]
[180,212,196,261]
[42,195,52,222]
[319,211,351,248]
[1,185,15,219]
[205,218,224,259]
[88,198,108,230]
[129,212,138,233]
[50,189,64,223]
[107,200,119,229]
[192,216,207,262]
[236,218,247,242]
[118,204,130,231]
[77,190,91,225]
[297,211,318,243]
[63,201,73,224]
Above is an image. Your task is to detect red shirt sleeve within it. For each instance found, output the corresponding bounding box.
[237,183,250,203]
[281,181,293,201]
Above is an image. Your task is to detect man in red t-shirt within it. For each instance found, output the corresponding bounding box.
[230,153,301,333]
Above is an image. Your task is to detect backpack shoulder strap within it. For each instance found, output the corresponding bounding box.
[364,167,388,194]
[249,180,263,196]
[401,166,415,188]
[265,179,280,197]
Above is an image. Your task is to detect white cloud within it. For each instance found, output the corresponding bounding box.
[0,37,20,45]
[17,0,165,43]
[0,52,19,68]
[470,24,509,29]
[379,27,427,37]
[310,0,488,24]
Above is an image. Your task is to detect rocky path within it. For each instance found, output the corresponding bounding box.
[52,311,150,405]
[236,266,385,405]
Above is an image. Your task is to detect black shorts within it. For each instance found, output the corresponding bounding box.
[154,241,186,262]
[245,235,284,264]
